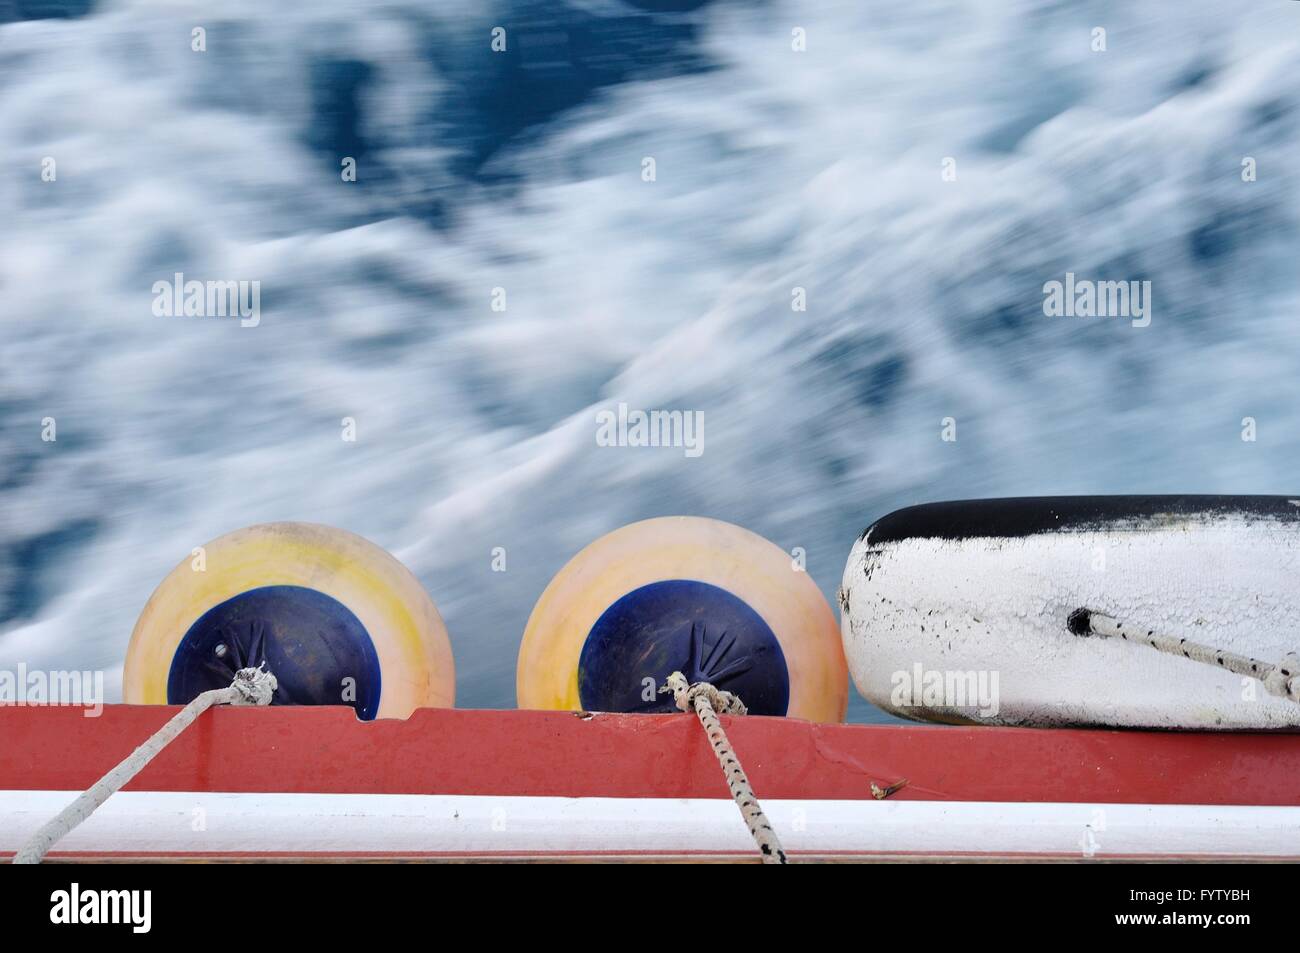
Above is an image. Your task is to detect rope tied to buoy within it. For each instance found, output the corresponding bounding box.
[12,665,277,865]
[1068,608,1300,705]
[660,671,787,864]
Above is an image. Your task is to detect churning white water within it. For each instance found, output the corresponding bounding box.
[2,0,1299,719]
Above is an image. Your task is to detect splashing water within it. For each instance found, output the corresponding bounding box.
[2,0,1300,720]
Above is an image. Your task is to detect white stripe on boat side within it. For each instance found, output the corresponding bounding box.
[2,791,1299,858]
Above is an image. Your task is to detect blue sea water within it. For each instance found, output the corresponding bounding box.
[2,0,1300,722]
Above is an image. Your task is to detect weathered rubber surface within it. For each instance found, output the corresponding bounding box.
[840,496,1300,729]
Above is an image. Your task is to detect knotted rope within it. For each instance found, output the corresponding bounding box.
[12,666,277,865]
[660,671,787,864]
[1069,608,1300,705]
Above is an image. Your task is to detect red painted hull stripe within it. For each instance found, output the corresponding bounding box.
[2,705,1299,805]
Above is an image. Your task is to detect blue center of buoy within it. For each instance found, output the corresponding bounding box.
[578,579,790,716]
[167,585,382,720]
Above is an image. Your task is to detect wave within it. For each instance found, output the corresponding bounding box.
[2,0,1299,720]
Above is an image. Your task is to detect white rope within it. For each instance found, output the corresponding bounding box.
[1070,608,1300,705]
[661,671,787,864]
[12,665,277,864]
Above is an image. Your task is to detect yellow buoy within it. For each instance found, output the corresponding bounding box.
[517,516,846,722]
[123,522,453,719]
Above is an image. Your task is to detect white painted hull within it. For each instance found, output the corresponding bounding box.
[840,497,1300,729]
[4,790,1298,861]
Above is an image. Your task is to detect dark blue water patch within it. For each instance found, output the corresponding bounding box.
[0,0,94,22]
[577,579,789,716]
[0,448,38,492]
[301,48,449,226]
[821,453,851,481]
[298,0,717,214]
[626,0,714,11]
[352,257,461,307]
[1174,59,1216,92]
[1252,98,1291,129]
[855,355,908,411]
[1189,207,1263,266]
[438,1,718,181]
[167,585,382,719]
[0,400,42,492]
[1235,96,1296,150]
[1190,217,1230,263]
[974,300,1041,343]
[306,57,373,169]
[939,270,1053,349]
[810,336,909,411]
[0,518,100,628]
